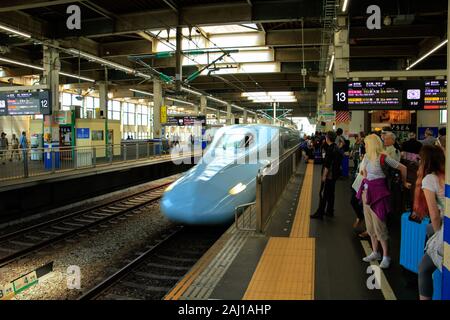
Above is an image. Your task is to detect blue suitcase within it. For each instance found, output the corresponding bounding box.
[432,270,442,300]
[399,212,430,273]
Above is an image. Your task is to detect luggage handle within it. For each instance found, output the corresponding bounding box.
[408,211,423,224]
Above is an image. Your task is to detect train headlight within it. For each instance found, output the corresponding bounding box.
[229,182,246,195]
[165,183,176,192]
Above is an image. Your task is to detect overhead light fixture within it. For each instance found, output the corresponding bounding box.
[342,0,349,12]
[207,96,228,105]
[0,23,31,38]
[231,104,244,111]
[69,49,135,74]
[0,57,95,82]
[181,86,203,96]
[166,97,195,106]
[328,54,335,72]
[406,39,448,70]
[60,72,95,83]
[0,57,44,71]
[130,88,154,96]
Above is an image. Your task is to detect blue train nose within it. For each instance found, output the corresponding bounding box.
[161,184,234,225]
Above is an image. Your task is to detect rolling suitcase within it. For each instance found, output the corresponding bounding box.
[313,150,322,164]
[399,212,430,273]
[432,270,442,300]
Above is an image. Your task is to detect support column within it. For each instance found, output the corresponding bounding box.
[98,82,107,119]
[442,0,450,300]
[273,102,277,125]
[175,22,183,92]
[243,110,248,124]
[200,96,207,115]
[153,80,162,138]
[43,43,60,145]
[216,110,220,124]
[226,103,232,125]
[334,15,350,79]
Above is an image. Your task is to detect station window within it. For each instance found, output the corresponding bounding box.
[123,103,135,125]
[440,110,447,124]
[61,92,72,110]
[108,100,121,120]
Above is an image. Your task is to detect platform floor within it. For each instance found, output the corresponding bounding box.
[167,161,419,300]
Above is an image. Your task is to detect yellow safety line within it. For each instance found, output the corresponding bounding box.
[290,162,314,238]
[360,240,397,300]
[243,237,315,300]
[164,233,230,300]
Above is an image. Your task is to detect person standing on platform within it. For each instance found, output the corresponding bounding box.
[401,132,422,210]
[357,134,409,269]
[10,133,20,161]
[311,131,343,220]
[19,131,28,161]
[0,132,8,165]
[414,145,445,300]
[384,132,401,162]
[436,127,446,151]
[420,128,437,146]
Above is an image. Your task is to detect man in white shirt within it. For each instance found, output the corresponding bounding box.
[384,131,401,162]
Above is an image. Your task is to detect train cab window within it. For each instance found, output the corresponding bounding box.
[217,132,254,150]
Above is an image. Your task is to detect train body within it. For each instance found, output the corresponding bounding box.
[160,124,300,225]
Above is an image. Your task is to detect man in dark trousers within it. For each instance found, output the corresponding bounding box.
[311,130,343,220]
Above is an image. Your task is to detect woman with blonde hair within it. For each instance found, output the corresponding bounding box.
[356,134,410,268]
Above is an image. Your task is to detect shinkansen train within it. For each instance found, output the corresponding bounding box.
[160,124,300,225]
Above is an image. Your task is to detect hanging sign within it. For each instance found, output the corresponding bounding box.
[0,90,51,116]
[161,105,167,124]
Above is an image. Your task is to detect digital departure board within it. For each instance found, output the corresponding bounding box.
[165,115,206,126]
[333,81,424,110]
[0,91,51,116]
[424,80,447,109]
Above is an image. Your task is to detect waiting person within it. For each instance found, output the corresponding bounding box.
[19,131,28,160]
[420,128,437,146]
[401,132,422,158]
[311,131,343,220]
[401,132,422,210]
[414,145,445,300]
[356,134,409,269]
[335,128,345,149]
[0,132,8,165]
[383,131,401,162]
[436,127,446,151]
[351,133,365,177]
[10,133,20,161]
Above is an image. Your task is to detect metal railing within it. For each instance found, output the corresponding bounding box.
[0,141,196,183]
[255,146,302,233]
[234,202,257,231]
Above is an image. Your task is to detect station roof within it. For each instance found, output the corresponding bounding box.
[0,0,448,117]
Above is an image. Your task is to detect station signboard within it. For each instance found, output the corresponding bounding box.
[424,80,447,110]
[333,80,424,111]
[165,115,206,126]
[0,90,51,116]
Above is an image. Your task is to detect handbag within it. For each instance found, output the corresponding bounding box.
[352,173,364,192]
[425,227,444,271]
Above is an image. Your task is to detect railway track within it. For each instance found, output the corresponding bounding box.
[0,181,174,268]
[78,226,225,300]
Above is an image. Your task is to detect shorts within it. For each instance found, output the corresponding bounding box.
[362,189,389,241]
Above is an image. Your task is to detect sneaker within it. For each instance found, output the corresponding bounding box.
[380,256,391,269]
[362,251,381,262]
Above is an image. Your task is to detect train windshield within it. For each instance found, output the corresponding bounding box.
[215,132,255,150]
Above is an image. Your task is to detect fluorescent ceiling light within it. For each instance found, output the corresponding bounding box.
[166,97,195,106]
[130,89,154,96]
[69,49,134,74]
[342,0,349,12]
[328,54,335,72]
[181,86,203,96]
[0,23,31,38]
[406,39,448,70]
[60,72,95,83]
[0,57,44,71]
[207,96,228,105]
[231,104,244,111]
[0,57,95,82]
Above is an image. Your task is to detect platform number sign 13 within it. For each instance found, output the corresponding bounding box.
[333,82,348,110]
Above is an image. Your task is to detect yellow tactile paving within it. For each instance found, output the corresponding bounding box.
[243,237,315,300]
[290,162,314,238]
